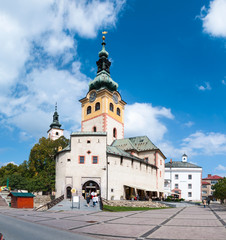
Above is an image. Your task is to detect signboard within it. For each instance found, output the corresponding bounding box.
[73,196,79,203]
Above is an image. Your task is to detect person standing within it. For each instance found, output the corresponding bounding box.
[203,199,207,208]
[86,195,91,207]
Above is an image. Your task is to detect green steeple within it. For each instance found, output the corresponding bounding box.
[89,36,118,92]
[50,103,62,129]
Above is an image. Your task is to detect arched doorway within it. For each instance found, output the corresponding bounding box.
[66,186,72,199]
[82,180,100,198]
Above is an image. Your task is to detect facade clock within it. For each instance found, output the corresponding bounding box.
[113,93,118,104]
[89,91,97,102]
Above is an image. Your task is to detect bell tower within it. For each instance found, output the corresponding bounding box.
[80,34,126,145]
[47,103,64,140]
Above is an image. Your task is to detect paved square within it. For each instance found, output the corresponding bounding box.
[147,225,226,239]
[72,223,154,238]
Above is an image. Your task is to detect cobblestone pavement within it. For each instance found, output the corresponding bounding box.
[0,204,225,240]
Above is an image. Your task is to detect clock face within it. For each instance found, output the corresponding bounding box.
[113,93,118,104]
[89,91,96,102]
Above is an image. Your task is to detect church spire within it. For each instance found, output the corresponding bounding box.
[50,103,62,129]
[89,32,118,92]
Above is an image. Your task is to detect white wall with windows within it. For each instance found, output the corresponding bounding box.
[164,168,202,201]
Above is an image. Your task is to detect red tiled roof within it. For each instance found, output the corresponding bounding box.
[202,175,223,180]
[202,181,210,185]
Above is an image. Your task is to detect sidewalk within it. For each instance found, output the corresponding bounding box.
[50,198,101,212]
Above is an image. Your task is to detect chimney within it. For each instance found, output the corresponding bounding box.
[208,174,211,178]
[170,159,172,164]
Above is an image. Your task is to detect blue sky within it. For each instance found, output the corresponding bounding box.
[0,0,226,178]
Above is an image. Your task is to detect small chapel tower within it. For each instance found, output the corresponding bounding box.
[182,153,188,162]
[80,34,126,145]
[47,103,64,140]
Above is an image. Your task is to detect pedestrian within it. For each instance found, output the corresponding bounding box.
[86,195,91,207]
[93,195,98,207]
[207,198,210,205]
[203,199,207,208]
[91,191,95,199]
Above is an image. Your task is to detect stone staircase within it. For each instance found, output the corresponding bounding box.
[0,195,8,207]
[0,190,11,206]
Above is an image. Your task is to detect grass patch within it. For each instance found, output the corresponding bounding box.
[103,205,170,212]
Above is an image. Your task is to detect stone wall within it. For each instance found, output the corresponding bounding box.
[102,199,167,208]
[34,195,51,208]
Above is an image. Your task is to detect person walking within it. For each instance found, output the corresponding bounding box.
[86,195,91,207]
[93,195,98,207]
[207,198,210,206]
[203,199,207,208]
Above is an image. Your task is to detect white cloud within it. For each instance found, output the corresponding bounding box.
[222,79,226,85]
[215,164,226,171]
[184,121,194,127]
[182,131,226,156]
[201,0,226,38]
[2,161,18,166]
[0,0,125,139]
[198,82,212,91]
[124,103,174,143]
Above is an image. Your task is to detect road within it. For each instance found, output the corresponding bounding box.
[0,213,96,240]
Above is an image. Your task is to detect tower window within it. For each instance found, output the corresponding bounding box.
[117,107,120,116]
[87,106,91,115]
[92,156,98,164]
[110,103,114,112]
[95,102,100,111]
[93,126,97,132]
[79,156,85,164]
[113,128,117,138]
[56,132,59,135]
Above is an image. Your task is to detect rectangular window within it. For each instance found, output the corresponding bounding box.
[211,180,217,184]
[79,156,85,164]
[144,157,148,162]
[202,185,207,188]
[188,184,192,189]
[92,156,98,164]
[175,184,179,189]
[160,159,162,165]
[202,191,207,194]
[188,174,192,180]
[188,192,192,197]
[175,174,179,180]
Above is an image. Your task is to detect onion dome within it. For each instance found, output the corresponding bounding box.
[89,36,118,92]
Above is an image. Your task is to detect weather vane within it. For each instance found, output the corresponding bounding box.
[102,31,108,41]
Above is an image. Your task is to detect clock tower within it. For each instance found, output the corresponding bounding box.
[80,36,126,145]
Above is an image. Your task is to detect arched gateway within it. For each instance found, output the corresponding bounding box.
[82,180,100,198]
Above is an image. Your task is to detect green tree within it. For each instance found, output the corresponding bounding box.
[28,136,69,192]
[212,178,226,203]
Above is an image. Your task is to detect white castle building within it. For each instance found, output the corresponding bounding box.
[53,37,166,200]
[164,154,202,201]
